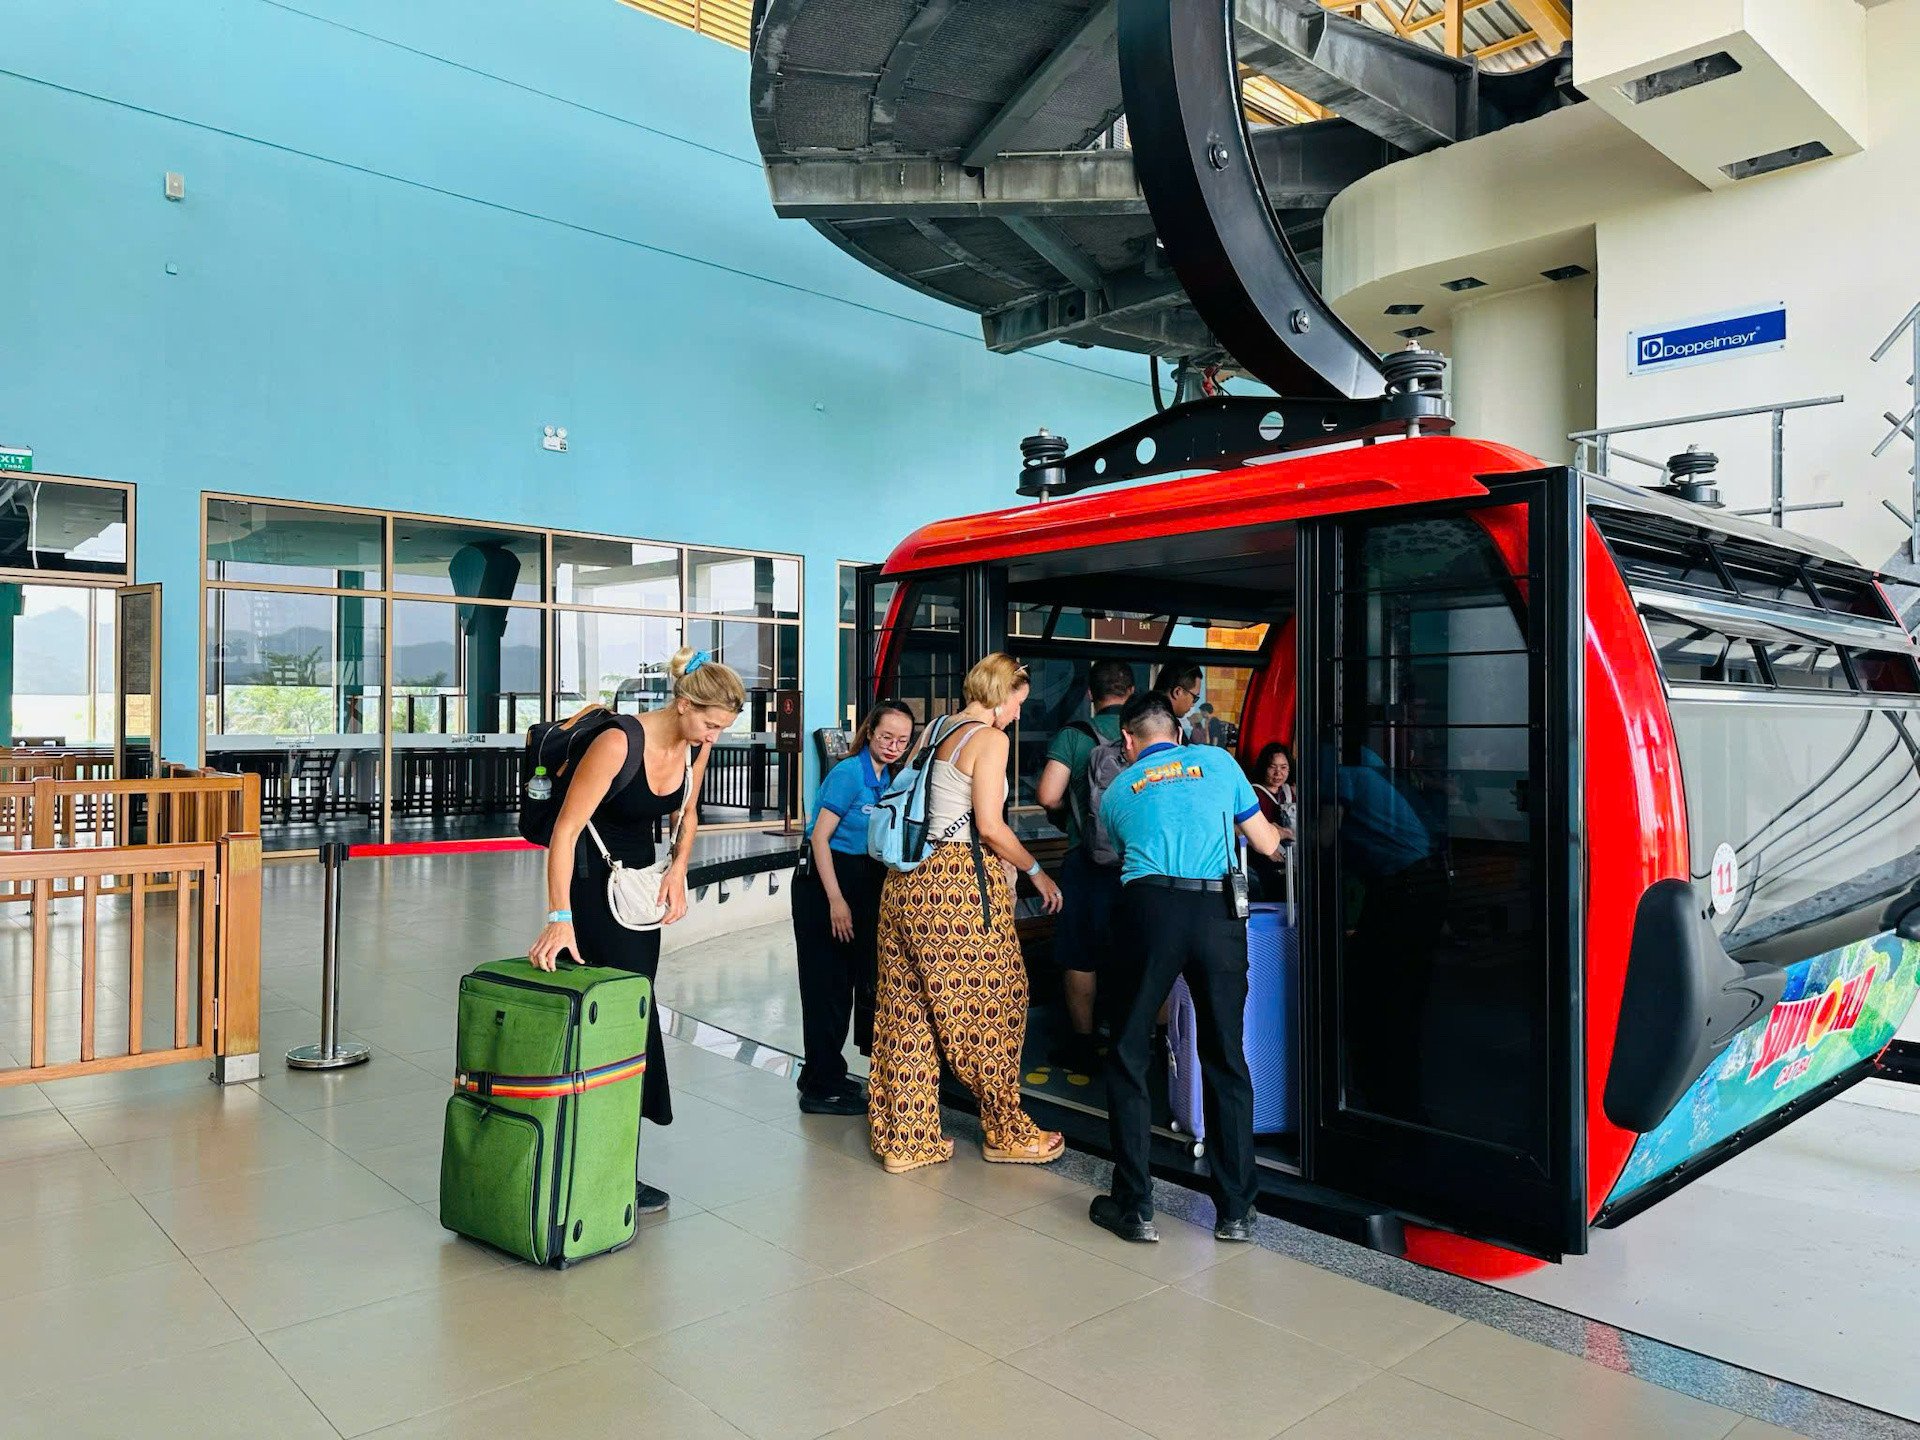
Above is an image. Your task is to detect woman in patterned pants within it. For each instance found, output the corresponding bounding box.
[869,654,1068,1173]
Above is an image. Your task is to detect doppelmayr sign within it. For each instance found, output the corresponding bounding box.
[1629,303,1787,376]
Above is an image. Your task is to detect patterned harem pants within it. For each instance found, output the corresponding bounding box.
[868,842,1047,1164]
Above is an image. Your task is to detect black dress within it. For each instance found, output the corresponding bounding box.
[566,742,699,1129]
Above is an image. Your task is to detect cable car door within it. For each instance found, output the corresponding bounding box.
[1298,470,1587,1260]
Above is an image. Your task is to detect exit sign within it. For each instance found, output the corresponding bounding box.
[0,446,31,473]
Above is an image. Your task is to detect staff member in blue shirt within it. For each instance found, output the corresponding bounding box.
[790,701,915,1114]
[1090,692,1290,1244]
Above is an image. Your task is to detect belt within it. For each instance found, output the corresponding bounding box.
[1127,875,1227,894]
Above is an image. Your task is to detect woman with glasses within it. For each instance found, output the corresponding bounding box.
[869,654,1066,1173]
[790,700,916,1114]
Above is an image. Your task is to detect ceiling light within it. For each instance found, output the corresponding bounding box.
[1441,276,1486,293]
[1385,303,1424,316]
[1395,325,1436,340]
[1541,264,1591,282]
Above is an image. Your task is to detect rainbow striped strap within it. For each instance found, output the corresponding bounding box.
[455,1053,646,1099]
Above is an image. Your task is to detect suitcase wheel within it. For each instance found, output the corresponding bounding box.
[1190,1140,1206,1160]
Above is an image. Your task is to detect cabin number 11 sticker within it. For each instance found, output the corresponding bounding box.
[1710,843,1738,915]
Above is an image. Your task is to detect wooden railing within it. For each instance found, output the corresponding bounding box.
[0,771,263,1088]
[0,771,260,879]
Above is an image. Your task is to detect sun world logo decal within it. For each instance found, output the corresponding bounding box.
[1746,966,1876,1087]
[1129,761,1205,794]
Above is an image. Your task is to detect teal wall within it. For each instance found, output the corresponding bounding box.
[0,0,1147,765]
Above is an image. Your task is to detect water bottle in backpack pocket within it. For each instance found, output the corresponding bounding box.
[518,707,646,846]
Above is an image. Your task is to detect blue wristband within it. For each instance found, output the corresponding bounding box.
[546,909,572,924]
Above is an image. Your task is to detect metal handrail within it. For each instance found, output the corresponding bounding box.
[1568,394,1846,442]
[1871,302,1920,562]
[1570,395,1846,531]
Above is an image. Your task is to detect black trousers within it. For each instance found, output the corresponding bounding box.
[569,847,672,1128]
[1106,883,1257,1223]
[790,850,884,1096]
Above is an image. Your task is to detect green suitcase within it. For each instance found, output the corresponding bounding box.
[440,959,651,1268]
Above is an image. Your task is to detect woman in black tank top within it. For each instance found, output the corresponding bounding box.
[527,647,747,1216]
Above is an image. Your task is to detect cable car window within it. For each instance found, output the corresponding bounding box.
[1849,649,1920,695]
[1168,618,1271,650]
[1805,570,1892,619]
[879,575,966,725]
[1671,701,1920,952]
[1009,602,1051,639]
[1764,641,1852,692]
[1644,616,1767,685]
[1599,527,1725,594]
[1718,549,1816,609]
[1048,608,1169,645]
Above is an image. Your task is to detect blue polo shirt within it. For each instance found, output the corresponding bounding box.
[806,751,887,856]
[1099,742,1261,885]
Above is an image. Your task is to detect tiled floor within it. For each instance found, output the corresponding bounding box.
[0,852,1878,1438]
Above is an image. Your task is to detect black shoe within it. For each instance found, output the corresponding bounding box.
[1213,1214,1255,1243]
[798,1089,867,1116]
[1088,1194,1159,1244]
[635,1182,670,1215]
[834,1075,869,1101]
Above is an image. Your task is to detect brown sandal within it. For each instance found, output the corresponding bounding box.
[881,1139,955,1175]
[984,1131,1064,1165]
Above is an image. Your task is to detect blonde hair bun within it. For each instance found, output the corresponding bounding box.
[668,645,748,712]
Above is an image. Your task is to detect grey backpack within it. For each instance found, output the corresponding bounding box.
[1066,722,1131,868]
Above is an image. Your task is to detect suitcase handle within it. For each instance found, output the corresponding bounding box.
[455,1052,646,1099]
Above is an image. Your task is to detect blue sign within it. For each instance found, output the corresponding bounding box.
[1629,302,1787,375]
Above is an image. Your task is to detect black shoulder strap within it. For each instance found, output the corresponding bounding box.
[1066,720,1099,742]
[605,713,648,799]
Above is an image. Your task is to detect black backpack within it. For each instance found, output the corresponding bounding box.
[518,706,646,846]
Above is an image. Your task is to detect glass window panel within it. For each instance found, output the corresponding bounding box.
[1009,601,1051,639]
[838,564,859,625]
[5,583,115,745]
[1328,512,1546,1160]
[0,479,129,578]
[391,601,543,739]
[838,627,858,729]
[1674,701,1920,949]
[1596,523,1724,593]
[1765,642,1852,691]
[1718,549,1813,608]
[870,578,899,629]
[1049,608,1167,645]
[203,588,385,851]
[1851,650,1920,695]
[553,535,680,610]
[205,499,384,590]
[392,521,543,601]
[688,549,799,620]
[1805,570,1890,619]
[882,576,966,723]
[686,619,799,693]
[1168,618,1272,650]
[389,601,540,842]
[556,610,683,714]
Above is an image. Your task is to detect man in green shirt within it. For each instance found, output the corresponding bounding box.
[1035,658,1134,1071]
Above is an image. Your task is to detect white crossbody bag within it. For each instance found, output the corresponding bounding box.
[584,747,695,932]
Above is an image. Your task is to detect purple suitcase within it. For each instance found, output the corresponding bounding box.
[1166,975,1207,1152]
[1164,868,1297,1155]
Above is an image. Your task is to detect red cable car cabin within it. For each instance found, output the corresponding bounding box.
[852,436,1920,1279]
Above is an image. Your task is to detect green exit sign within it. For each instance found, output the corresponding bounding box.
[0,447,31,473]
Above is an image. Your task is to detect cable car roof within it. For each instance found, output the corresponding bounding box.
[882,434,1538,576]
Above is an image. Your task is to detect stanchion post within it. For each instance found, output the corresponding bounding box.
[287,841,371,1071]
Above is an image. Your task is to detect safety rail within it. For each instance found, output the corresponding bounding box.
[1871,300,1920,563]
[0,823,262,1088]
[1570,395,1846,529]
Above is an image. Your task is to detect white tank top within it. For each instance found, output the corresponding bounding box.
[924,722,984,844]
